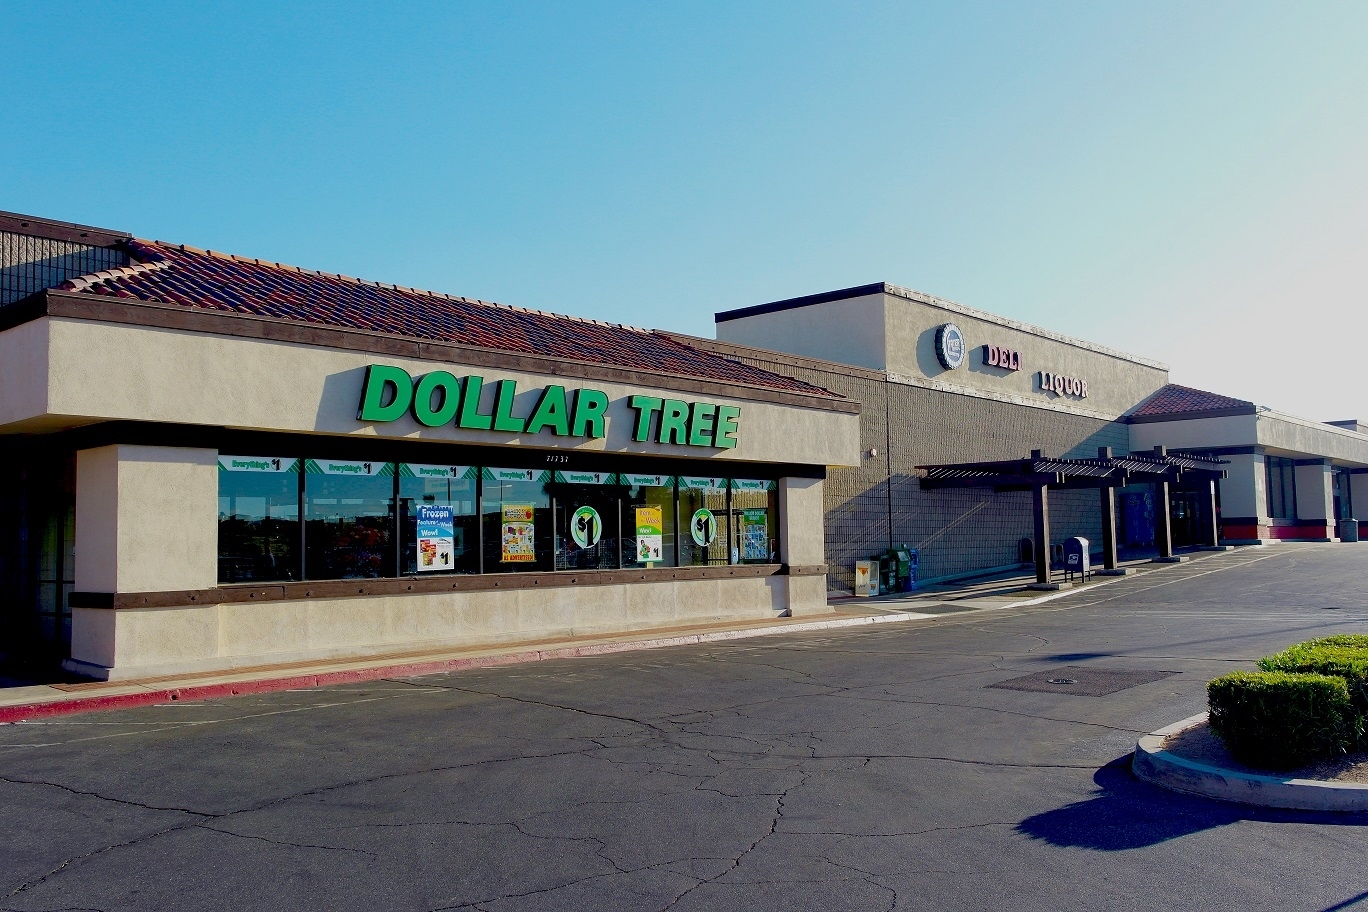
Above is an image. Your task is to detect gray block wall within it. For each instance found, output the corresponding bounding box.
[685,337,1130,590]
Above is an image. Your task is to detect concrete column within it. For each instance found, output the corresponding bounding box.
[1031,483,1051,584]
[1205,478,1220,547]
[1217,451,1269,542]
[1099,486,1118,570]
[1153,480,1173,558]
[74,445,219,593]
[1096,447,1118,570]
[1294,459,1336,541]
[778,476,832,616]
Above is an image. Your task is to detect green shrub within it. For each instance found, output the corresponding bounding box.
[1302,634,1368,650]
[1259,643,1368,718]
[1207,671,1357,769]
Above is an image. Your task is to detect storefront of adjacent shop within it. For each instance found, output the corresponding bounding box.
[0,212,859,680]
[692,282,1368,589]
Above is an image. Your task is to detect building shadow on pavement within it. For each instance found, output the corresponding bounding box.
[1015,756,1368,852]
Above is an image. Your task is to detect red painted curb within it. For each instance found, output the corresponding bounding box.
[0,640,693,723]
[0,616,910,724]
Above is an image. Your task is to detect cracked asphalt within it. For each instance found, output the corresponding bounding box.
[3,543,1368,912]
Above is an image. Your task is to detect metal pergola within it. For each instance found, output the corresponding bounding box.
[918,446,1229,586]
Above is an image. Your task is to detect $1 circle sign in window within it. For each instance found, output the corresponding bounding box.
[690,509,718,547]
[570,506,602,549]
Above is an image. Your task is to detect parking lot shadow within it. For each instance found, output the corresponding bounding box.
[1015,756,1368,851]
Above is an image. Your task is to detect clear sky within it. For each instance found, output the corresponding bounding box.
[4,2,1365,419]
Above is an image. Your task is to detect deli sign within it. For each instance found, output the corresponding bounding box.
[356,364,741,449]
[983,344,1022,371]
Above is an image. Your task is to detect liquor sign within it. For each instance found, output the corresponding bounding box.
[1038,371,1089,399]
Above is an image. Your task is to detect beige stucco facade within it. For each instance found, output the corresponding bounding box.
[69,573,817,681]
[717,284,1170,422]
[1,309,853,681]
[1,317,860,470]
[1130,410,1368,542]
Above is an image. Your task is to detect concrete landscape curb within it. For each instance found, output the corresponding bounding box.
[1133,713,1368,812]
[0,611,921,724]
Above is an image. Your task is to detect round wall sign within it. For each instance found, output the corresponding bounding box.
[934,322,966,370]
[570,506,602,549]
[690,508,717,547]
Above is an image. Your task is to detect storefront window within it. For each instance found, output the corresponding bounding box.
[678,476,729,566]
[399,464,478,575]
[1119,486,1155,546]
[218,456,300,583]
[304,459,396,579]
[481,468,553,573]
[552,470,621,570]
[1333,468,1354,521]
[730,479,778,564]
[1265,456,1297,520]
[621,473,677,569]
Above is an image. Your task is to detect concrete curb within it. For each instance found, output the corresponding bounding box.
[0,612,922,724]
[1132,713,1368,812]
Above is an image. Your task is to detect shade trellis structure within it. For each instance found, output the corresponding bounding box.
[918,446,1229,586]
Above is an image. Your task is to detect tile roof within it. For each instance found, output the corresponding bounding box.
[1130,384,1255,419]
[60,239,841,399]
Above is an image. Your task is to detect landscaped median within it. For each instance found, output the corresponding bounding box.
[1133,635,1368,811]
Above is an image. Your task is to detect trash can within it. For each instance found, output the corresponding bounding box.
[854,560,878,597]
[1339,519,1360,543]
[1062,536,1091,582]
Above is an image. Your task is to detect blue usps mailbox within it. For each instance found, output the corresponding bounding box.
[1063,536,1091,582]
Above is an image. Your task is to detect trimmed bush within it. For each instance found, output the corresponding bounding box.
[1207,671,1357,769]
[1302,634,1368,650]
[1259,643,1368,718]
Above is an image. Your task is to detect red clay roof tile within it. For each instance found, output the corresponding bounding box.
[1131,384,1254,418]
[61,240,840,399]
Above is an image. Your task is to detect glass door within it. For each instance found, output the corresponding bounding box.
[1170,490,1199,548]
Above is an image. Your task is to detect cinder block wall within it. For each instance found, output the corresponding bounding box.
[687,338,1129,590]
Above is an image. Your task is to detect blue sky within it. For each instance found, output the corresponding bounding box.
[4,2,1365,418]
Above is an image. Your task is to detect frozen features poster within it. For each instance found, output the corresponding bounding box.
[416,504,456,571]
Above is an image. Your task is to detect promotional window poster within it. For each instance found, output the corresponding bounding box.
[635,506,663,563]
[741,508,769,561]
[416,504,456,572]
[501,503,536,562]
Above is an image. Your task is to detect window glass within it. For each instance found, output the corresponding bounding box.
[481,468,553,573]
[304,459,395,579]
[399,464,478,575]
[1265,456,1296,520]
[678,476,729,566]
[1119,485,1155,546]
[552,471,621,570]
[218,456,300,583]
[730,479,779,564]
[621,473,677,569]
[1333,469,1353,521]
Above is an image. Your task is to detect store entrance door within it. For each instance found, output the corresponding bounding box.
[1170,490,1200,548]
[0,450,76,677]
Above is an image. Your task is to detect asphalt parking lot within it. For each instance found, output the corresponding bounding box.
[3,543,1368,912]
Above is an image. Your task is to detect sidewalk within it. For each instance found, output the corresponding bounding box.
[829,551,1172,613]
[0,546,1251,723]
